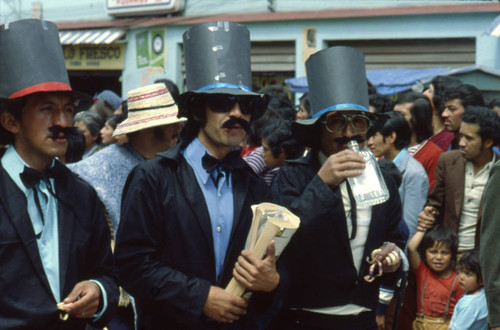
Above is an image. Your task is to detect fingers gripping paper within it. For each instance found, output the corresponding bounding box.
[225,203,300,297]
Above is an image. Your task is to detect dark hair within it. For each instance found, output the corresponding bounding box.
[443,84,485,110]
[64,127,86,164]
[487,98,500,110]
[106,113,127,130]
[260,120,304,160]
[368,112,410,150]
[369,94,395,114]
[0,96,27,144]
[458,249,482,284]
[410,98,434,143]
[428,75,463,114]
[74,111,105,144]
[461,106,500,145]
[248,97,296,147]
[154,79,180,103]
[367,79,377,95]
[378,158,402,187]
[418,225,458,266]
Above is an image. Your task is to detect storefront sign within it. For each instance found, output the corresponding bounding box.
[107,0,185,17]
[63,44,125,70]
[136,31,150,68]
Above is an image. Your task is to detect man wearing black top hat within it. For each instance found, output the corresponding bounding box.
[115,21,278,329]
[0,19,118,329]
[270,46,407,329]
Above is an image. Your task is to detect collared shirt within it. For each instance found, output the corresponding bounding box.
[392,148,408,168]
[458,155,495,251]
[1,145,107,318]
[182,138,235,280]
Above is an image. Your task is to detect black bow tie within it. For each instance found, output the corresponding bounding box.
[20,165,61,189]
[201,150,244,174]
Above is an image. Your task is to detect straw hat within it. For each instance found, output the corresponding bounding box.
[113,83,186,136]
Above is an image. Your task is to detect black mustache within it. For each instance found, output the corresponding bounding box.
[334,136,365,144]
[48,126,79,138]
[222,117,250,133]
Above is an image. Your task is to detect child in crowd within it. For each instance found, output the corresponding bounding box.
[449,249,488,330]
[408,225,465,329]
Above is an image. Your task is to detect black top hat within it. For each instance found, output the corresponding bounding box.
[0,19,92,111]
[178,21,267,118]
[293,46,372,148]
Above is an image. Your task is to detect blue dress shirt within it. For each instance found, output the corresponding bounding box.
[182,138,235,280]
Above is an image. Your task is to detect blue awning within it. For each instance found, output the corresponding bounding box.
[285,66,490,95]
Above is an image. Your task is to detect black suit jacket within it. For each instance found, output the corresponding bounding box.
[270,152,407,311]
[115,143,270,329]
[0,160,118,330]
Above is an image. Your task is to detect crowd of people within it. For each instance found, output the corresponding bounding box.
[1,18,500,330]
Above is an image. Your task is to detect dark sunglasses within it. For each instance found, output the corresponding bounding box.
[205,94,263,115]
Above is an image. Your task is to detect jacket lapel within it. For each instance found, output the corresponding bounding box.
[450,154,466,220]
[0,166,53,296]
[52,162,74,296]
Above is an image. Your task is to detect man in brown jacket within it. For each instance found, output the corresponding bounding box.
[418,106,500,255]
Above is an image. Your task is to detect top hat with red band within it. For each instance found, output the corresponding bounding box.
[0,19,92,111]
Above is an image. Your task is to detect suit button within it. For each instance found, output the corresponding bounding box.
[217,226,222,232]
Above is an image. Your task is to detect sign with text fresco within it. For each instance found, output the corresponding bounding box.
[63,44,125,70]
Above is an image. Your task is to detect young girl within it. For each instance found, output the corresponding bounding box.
[408,225,465,329]
[449,249,488,329]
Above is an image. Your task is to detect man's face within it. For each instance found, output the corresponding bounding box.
[261,138,283,168]
[320,110,369,156]
[4,92,74,168]
[442,98,465,132]
[458,122,488,161]
[153,123,182,150]
[394,103,413,128]
[367,132,391,158]
[74,120,97,151]
[199,96,251,153]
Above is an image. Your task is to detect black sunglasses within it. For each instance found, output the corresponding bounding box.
[205,94,263,115]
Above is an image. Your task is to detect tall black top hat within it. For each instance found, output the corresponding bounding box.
[0,19,92,110]
[292,46,370,147]
[178,21,267,118]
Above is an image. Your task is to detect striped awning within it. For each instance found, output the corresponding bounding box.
[59,29,125,45]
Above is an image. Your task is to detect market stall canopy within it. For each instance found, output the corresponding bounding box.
[285,65,500,95]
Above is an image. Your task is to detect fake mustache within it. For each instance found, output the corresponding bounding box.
[221,117,250,133]
[48,126,80,139]
[333,136,365,145]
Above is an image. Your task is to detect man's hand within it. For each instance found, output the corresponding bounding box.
[202,286,248,323]
[59,281,101,319]
[317,149,365,188]
[374,243,401,273]
[232,242,280,292]
[376,314,385,330]
[417,206,438,232]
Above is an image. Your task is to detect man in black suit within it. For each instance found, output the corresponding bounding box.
[115,21,278,329]
[0,19,118,329]
[270,46,407,329]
